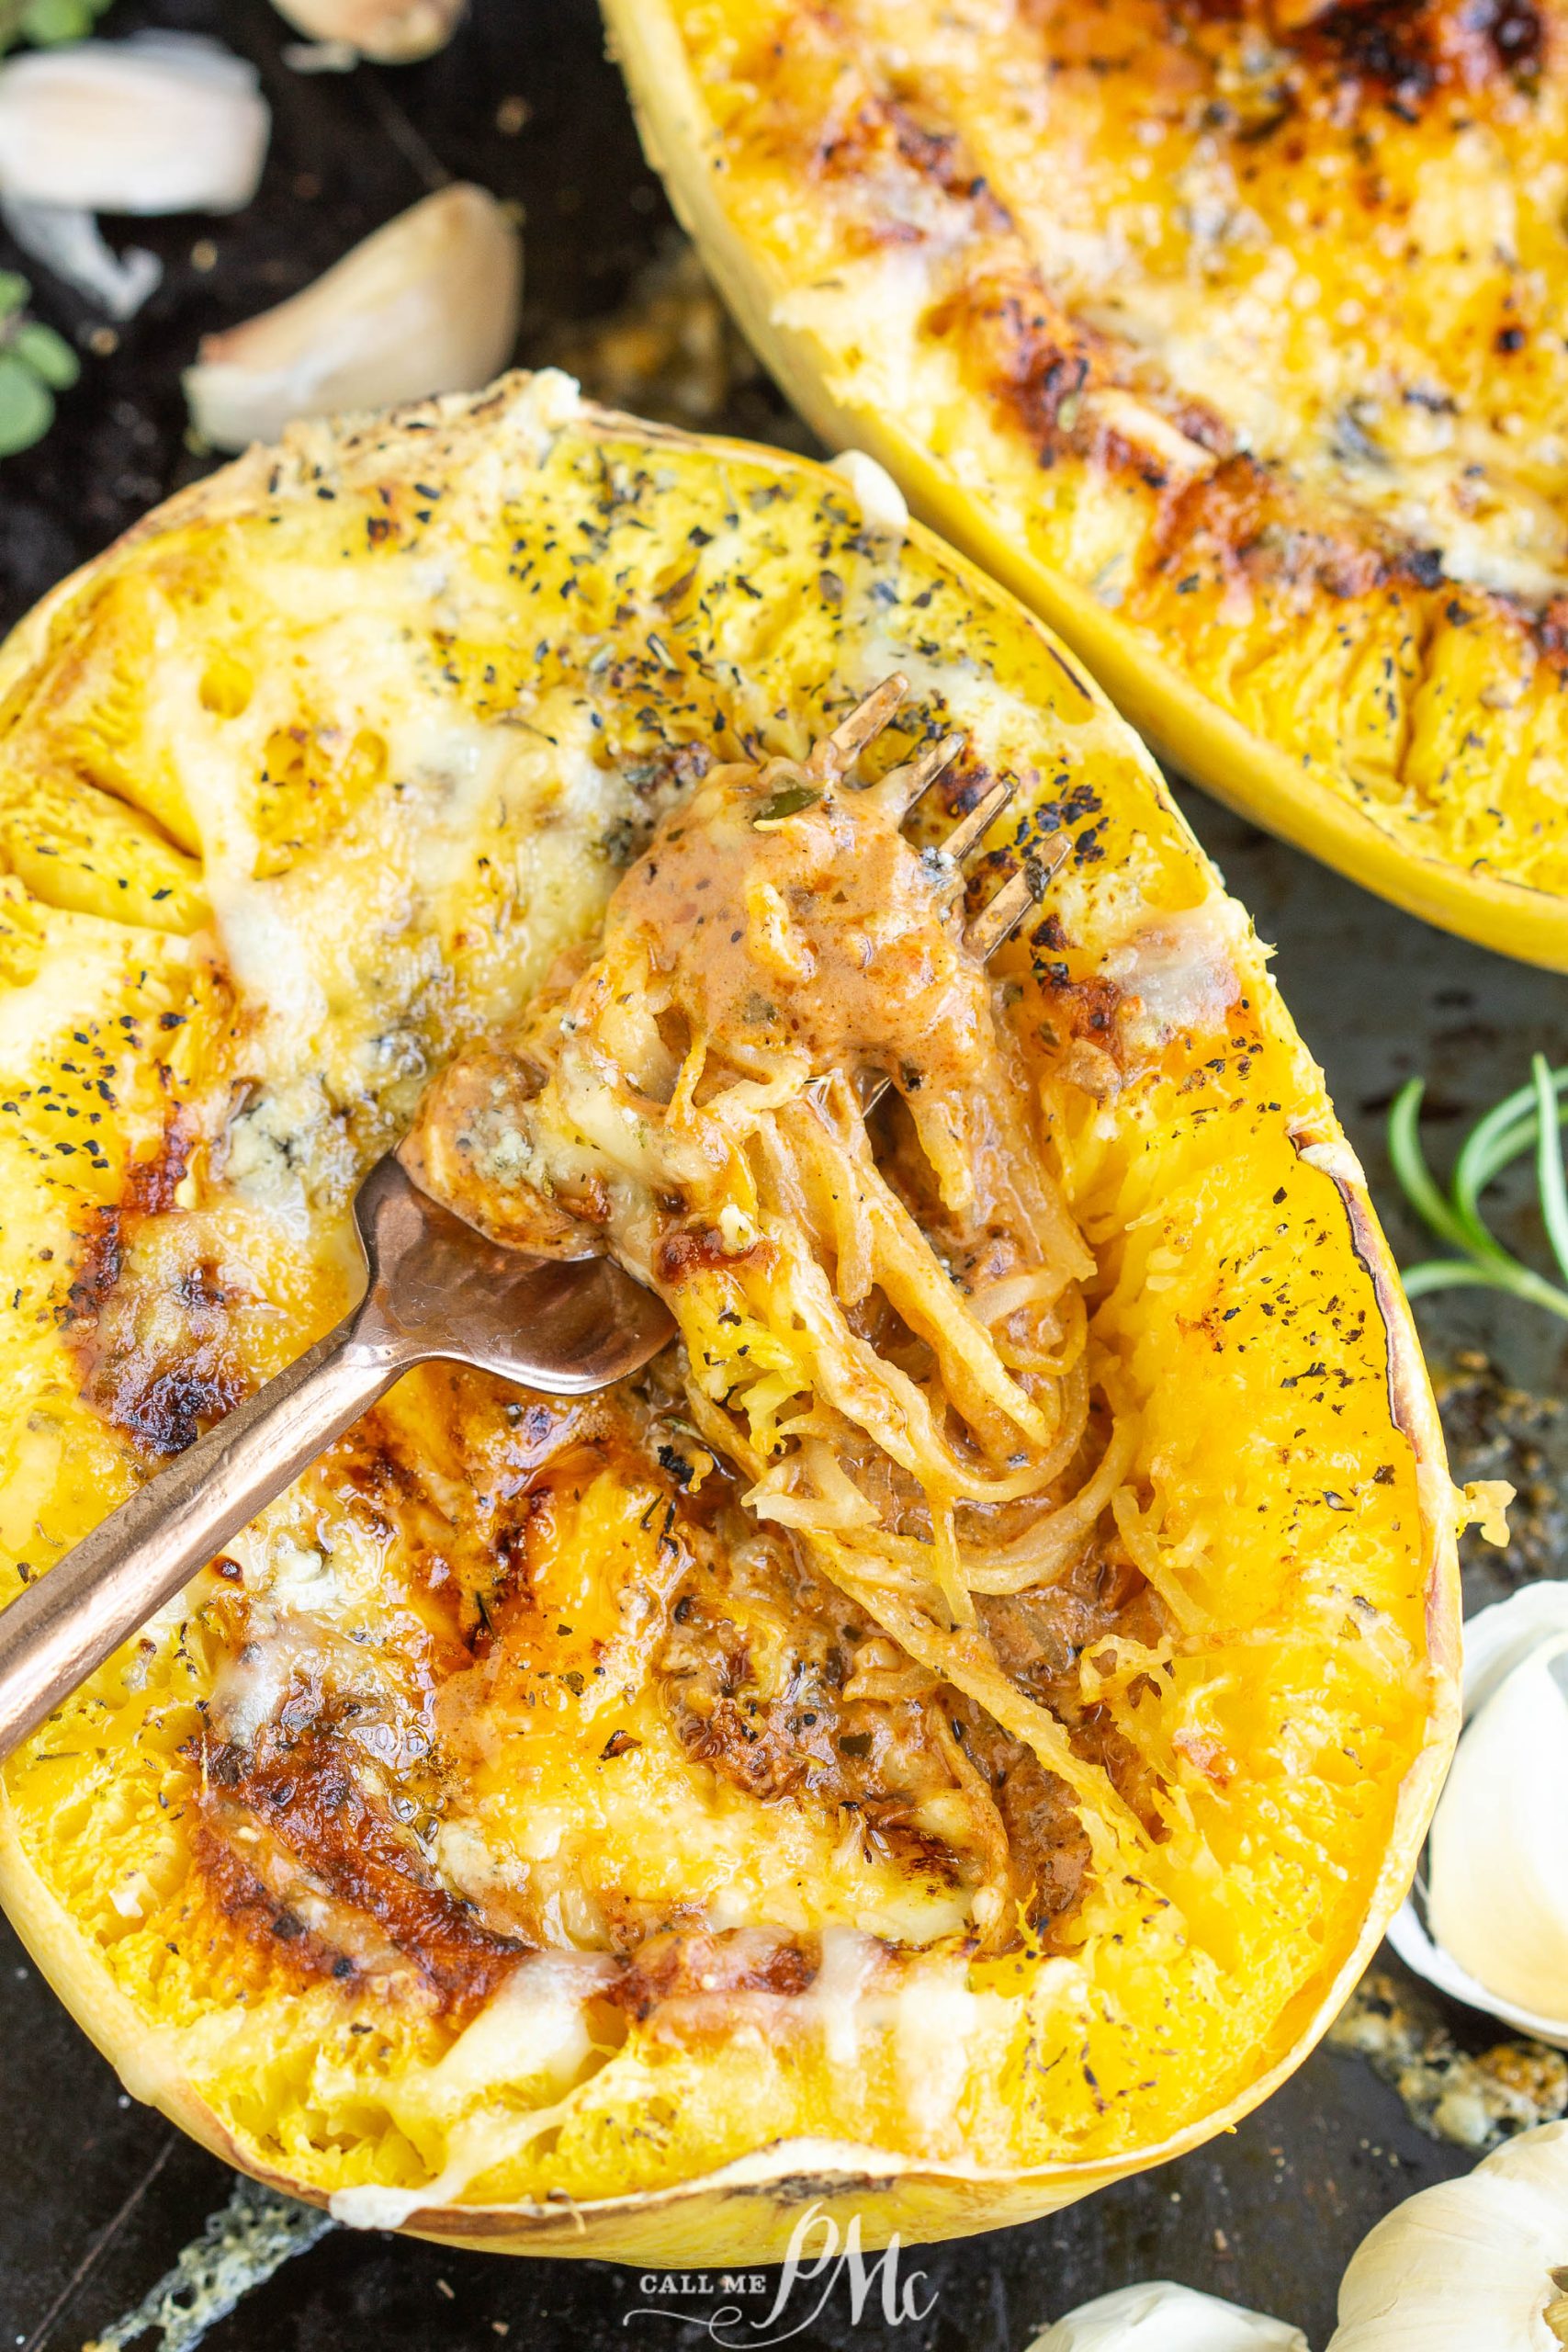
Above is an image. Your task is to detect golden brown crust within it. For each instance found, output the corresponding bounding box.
[0,374,1459,2252]
[610,0,1568,960]
[198,1732,528,2012]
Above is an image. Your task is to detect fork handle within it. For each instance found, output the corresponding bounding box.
[0,1317,407,1765]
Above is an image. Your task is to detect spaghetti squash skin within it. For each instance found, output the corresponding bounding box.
[0,377,1457,2256]
[605,0,1568,967]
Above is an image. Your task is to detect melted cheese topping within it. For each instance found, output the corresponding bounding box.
[407,680,1168,1916]
[644,0,1568,900]
[0,380,1449,2220]
[910,0,1568,600]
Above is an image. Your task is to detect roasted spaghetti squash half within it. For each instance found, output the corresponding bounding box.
[0,376,1457,2258]
[606,0,1568,968]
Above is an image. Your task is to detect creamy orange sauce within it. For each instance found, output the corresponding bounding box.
[372,682,1167,1993]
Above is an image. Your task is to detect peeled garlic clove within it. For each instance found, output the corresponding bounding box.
[1427,1625,1568,2025]
[1327,2120,1568,2351]
[0,35,268,215]
[269,0,466,63]
[1027,2282,1307,2352]
[1387,1578,1568,2045]
[183,184,522,453]
[831,447,908,541]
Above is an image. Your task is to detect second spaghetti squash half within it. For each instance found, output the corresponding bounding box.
[607,0,1568,967]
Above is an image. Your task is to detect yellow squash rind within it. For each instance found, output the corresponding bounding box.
[0,379,1458,2255]
[603,0,1568,970]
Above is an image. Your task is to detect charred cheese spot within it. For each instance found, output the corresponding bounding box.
[639,0,1568,931]
[0,380,1450,2226]
[199,1730,526,2017]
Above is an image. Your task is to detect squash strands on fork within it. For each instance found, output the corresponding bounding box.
[604,0,1568,967]
[0,377,1455,2256]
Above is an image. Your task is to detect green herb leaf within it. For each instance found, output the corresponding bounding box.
[10,321,78,390]
[1388,1080,1475,1258]
[752,784,820,826]
[1388,1065,1568,1321]
[0,353,54,457]
[1452,1066,1567,1239]
[0,0,107,54]
[18,0,94,41]
[0,272,28,318]
[1533,1052,1568,1286]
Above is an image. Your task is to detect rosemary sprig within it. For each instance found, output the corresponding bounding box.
[1388,1054,1568,1317]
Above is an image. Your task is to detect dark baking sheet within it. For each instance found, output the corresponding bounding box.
[0,2,1558,2346]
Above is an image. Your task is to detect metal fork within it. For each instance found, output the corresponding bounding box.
[0,677,1063,1761]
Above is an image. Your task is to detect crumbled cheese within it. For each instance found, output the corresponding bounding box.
[1328,1969,1568,2149]
[504,367,581,464]
[82,2177,332,2352]
[718,1201,757,1253]
[1458,1478,1516,1548]
[830,447,908,540]
[1100,897,1246,1049]
[265,1536,344,1612]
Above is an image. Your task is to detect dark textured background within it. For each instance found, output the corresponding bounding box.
[1,2,1562,2346]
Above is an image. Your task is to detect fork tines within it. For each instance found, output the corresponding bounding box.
[873,730,966,819]
[826,673,1066,962]
[964,845,1068,959]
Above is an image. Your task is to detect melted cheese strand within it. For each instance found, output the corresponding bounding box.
[408,691,1156,1871]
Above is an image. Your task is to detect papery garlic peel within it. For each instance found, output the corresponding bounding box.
[184,184,521,451]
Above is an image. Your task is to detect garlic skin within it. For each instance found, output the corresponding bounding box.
[1388,1580,1568,2048]
[0,36,268,215]
[184,185,522,454]
[1027,2282,1307,2352]
[269,0,466,62]
[0,198,161,321]
[1327,2120,1568,2351]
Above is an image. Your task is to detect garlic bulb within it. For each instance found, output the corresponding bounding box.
[0,36,268,215]
[184,185,522,453]
[1027,2282,1307,2351]
[1388,1580,1568,2046]
[1327,2119,1568,2350]
[269,0,466,62]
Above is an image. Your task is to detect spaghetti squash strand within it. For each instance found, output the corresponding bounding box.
[683,1387,1145,1867]
[409,686,1165,1879]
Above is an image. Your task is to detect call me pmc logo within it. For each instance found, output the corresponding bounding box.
[626,2204,937,2345]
